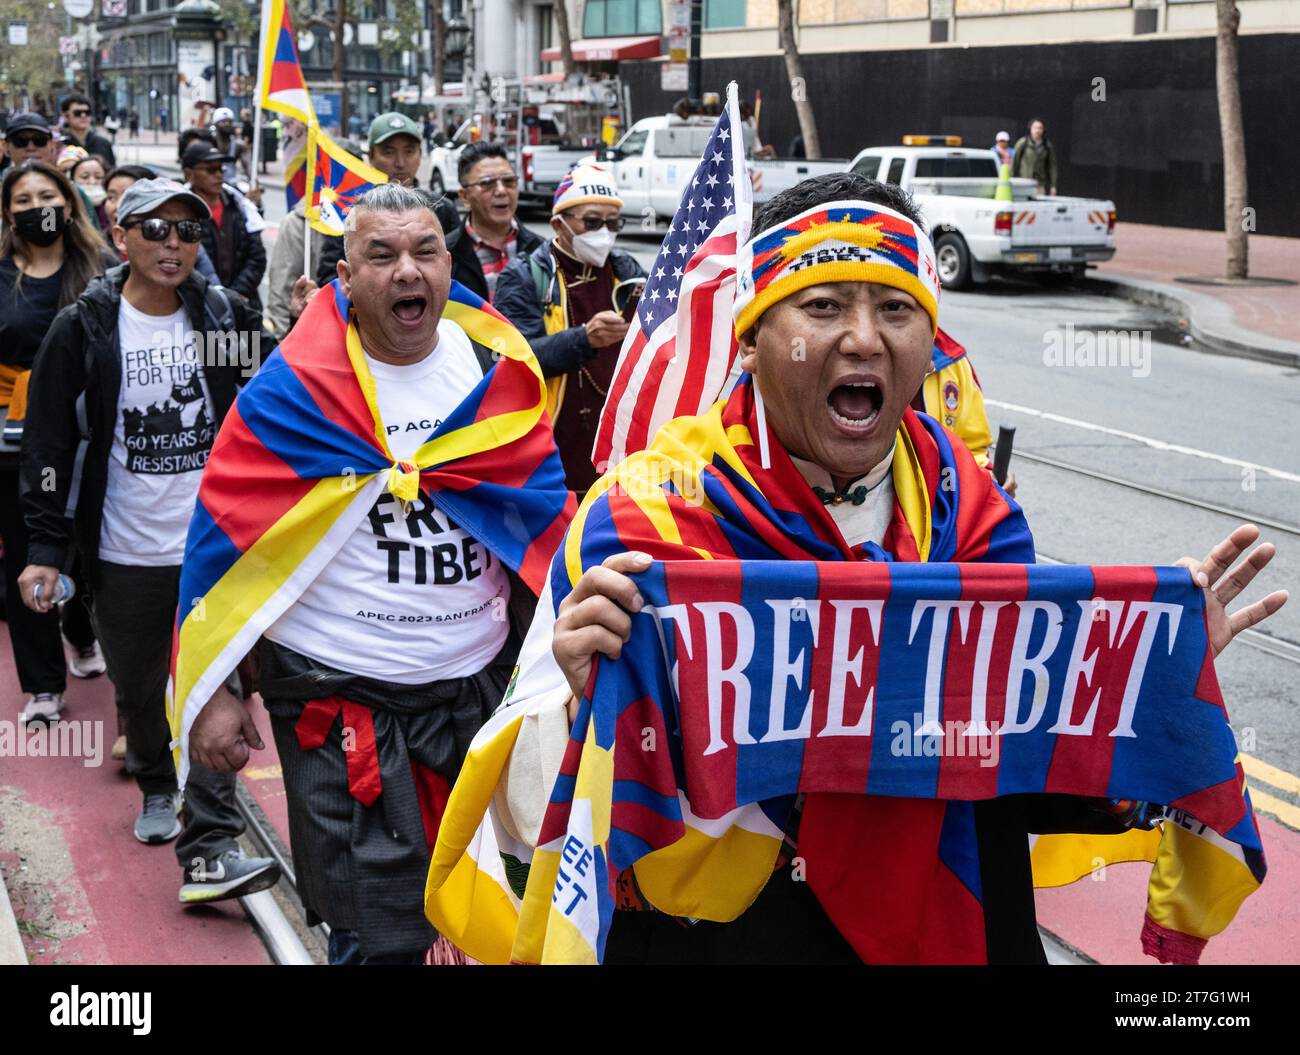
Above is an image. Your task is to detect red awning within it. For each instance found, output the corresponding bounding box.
[540,35,662,63]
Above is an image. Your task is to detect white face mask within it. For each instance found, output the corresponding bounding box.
[82,184,107,207]
[568,224,616,267]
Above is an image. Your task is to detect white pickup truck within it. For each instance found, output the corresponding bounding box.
[589,115,845,219]
[846,140,1116,289]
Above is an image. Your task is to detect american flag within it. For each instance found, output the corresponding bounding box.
[592,81,753,473]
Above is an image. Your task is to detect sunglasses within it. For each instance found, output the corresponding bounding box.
[9,135,50,149]
[467,174,518,191]
[124,218,205,243]
[69,109,91,118]
[571,215,625,233]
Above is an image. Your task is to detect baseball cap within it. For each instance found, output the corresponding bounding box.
[181,141,231,169]
[212,107,235,124]
[995,130,1011,142]
[116,178,211,224]
[3,112,52,140]
[369,112,422,148]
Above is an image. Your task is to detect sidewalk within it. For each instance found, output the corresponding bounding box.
[1091,222,1300,366]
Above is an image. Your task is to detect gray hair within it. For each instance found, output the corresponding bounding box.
[342,182,442,258]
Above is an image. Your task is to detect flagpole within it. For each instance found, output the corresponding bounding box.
[251,104,264,192]
[250,0,272,190]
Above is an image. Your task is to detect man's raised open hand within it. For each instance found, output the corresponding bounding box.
[1175,523,1288,657]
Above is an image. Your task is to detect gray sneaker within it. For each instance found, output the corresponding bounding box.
[20,693,65,724]
[134,792,182,844]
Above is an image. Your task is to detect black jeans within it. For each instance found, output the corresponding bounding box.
[90,560,243,867]
[0,466,94,695]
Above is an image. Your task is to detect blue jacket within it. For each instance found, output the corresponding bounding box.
[493,240,645,379]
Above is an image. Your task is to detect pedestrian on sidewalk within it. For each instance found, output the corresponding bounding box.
[1,160,115,726]
[209,107,249,185]
[18,178,281,902]
[104,112,121,146]
[1012,118,1057,196]
[445,141,542,302]
[128,110,140,138]
[179,183,571,963]
[991,130,1013,168]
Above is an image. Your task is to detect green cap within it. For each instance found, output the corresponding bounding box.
[369,112,422,148]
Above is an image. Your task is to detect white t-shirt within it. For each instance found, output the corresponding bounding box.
[265,319,510,683]
[99,299,215,566]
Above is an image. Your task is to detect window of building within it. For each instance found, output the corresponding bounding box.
[705,0,746,28]
[914,156,998,179]
[583,0,662,37]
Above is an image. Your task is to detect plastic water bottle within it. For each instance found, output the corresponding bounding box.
[33,574,76,606]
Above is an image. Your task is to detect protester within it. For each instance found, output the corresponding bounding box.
[18,178,280,900]
[55,145,88,175]
[0,160,114,725]
[181,141,267,307]
[70,153,110,229]
[427,171,1288,965]
[174,183,572,963]
[313,113,436,287]
[59,93,117,169]
[265,192,327,338]
[1,114,57,179]
[444,142,541,302]
[103,163,219,286]
[1012,118,1057,196]
[991,130,1013,167]
[494,165,645,495]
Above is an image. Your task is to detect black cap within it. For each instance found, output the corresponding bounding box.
[4,112,52,139]
[180,142,231,168]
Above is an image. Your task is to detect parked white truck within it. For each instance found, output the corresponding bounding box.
[589,114,845,219]
[846,137,1117,289]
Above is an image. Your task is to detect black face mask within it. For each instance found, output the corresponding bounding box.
[10,205,67,247]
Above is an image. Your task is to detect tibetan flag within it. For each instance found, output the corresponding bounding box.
[284,140,307,213]
[167,279,576,787]
[305,128,388,236]
[426,380,1264,965]
[257,0,315,125]
[520,559,1264,965]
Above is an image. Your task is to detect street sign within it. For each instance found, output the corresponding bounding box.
[59,35,79,57]
[7,21,28,47]
[63,0,94,18]
[668,26,689,63]
[661,62,688,93]
[102,0,127,16]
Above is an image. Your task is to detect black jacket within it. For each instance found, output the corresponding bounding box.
[62,128,117,169]
[20,265,267,587]
[200,189,266,306]
[444,221,543,302]
[493,240,645,378]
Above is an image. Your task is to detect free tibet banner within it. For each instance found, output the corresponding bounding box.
[529,560,1264,963]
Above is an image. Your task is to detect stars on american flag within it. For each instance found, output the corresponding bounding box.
[632,112,741,332]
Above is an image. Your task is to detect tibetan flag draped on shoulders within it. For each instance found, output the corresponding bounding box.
[257,0,315,125]
[305,129,388,236]
[168,280,575,786]
[426,378,1265,964]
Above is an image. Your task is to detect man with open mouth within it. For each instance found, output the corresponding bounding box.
[426,171,1287,965]
[181,182,572,964]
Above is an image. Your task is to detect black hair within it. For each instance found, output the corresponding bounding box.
[177,127,217,161]
[69,154,110,182]
[104,164,157,187]
[751,172,925,235]
[457,141,510,185]
[61,92,92,113]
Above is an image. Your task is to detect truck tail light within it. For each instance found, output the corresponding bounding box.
[995,211,1013,235]
[522,149,534,184]
[1107,209,1117,232]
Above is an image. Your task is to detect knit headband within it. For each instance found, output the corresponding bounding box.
[733,199,940,338]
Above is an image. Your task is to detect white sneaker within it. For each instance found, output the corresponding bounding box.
[66,640,106,679]
[20,693,65,724]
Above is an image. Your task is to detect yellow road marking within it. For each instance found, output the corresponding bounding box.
[1242,753,1300,797]
[1247,786,1300,832]
[242,765,283,781]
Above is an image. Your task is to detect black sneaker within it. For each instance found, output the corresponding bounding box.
[179,848,282,904]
